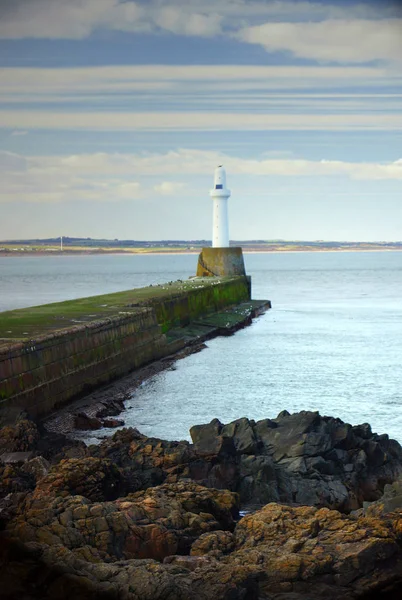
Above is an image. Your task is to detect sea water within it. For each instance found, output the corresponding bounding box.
[1,252,402,443]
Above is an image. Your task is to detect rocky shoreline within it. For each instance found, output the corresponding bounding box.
[42,342,208,440]
[1,410,402,599]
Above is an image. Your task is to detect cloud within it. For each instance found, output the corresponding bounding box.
[154,181,186,195]
[0,150,28,172]
[1,64,399,127]
[152,7,222,36]
[0,148,401,204]
[43,149,402,180]
[0,0,400,47]
[0,0,222,39]
[114,181,143,199]
[0,64,390,95]
[236,18,402,64]
[0,150,145,203]
[0,0,142,40]
[0,109,401,131]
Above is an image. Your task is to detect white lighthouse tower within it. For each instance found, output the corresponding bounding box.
[210,165,231,248]
[196,165,245,277]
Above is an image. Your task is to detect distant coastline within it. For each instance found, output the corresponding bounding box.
[1,237,402,257]
[1,246,402,257]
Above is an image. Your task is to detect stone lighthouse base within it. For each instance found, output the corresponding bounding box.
[196,247,246,277]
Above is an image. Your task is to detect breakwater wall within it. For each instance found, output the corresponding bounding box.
[0,276,251,421]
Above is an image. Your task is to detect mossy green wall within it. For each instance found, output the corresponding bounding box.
[152,276,250,333]
[0,309,165,418]
[0,276,250,420]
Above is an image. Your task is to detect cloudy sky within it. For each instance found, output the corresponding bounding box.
[0,0,401,241]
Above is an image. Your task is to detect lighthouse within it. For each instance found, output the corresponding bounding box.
[196,165,246,278]
[210,165,231,248]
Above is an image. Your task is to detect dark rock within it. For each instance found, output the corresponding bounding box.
[102,418,125,428]
[34,457,125,502]
[363,478,402,516]
[95,399,125,419]
[88,410,402,512]
[191,530,235,557]
[34,428,88,464]
[190,418,222,444]
[232,502,402,599]
[7,494,402,600]
[0,452,34,464]
[352,422,373,439]
[186,410,402,511]
[0,533,259,600]
[221,418,258,454]
[0,493,27,529]
[0,420,40,454]
[329,420,356,450]
[238,455,279,505]
[21,456,50,482]
[360,439,386,468]
[2,411,402,600]
[90,427,192,492]
[258,410,331,461]
[74,413,102,430]
[190,419,237,457]
[305,456,336,475]
[5,481,239,562]
[163,554,213,570]
[0,463,35,497]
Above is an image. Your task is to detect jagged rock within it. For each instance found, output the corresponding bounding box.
[102,418,125,428]
[190,418,236,458]
[232,503,402,599]
[163,554,213,570]
[35,428,88,464]
[90,427,194,490]
[221,418,258,455]
[0,535,259,600]
[34,457,126,502]
[237,454,279,505]
[2,411,402,599]
[0,457,50,501]
[5,481,239,562]
[190,529,235,557]
[95,398,125,419]
[87,411,402,512]
[3,496,402,599]
[0,420,40,454]
[22,457,50,482]
[363,478,402,517]
[74,413,102,431]
[0,493,27,530]
[91,411,402,512]
[0,463,35,497]
[189,411,402,511]
[0,451,34,464]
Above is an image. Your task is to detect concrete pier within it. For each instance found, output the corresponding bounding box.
[0,276,269,422]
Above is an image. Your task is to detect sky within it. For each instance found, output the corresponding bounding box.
[0,0,401,242]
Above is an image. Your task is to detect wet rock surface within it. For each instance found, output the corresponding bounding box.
[90,410,402,513]
[1,410,402,599]
[361,477,402,518]
[6,479,238,563]
[0,419,40,454]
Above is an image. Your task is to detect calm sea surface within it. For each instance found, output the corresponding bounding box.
[1,252,402,443]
